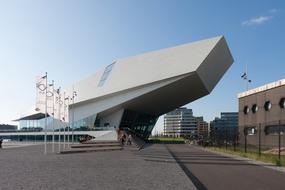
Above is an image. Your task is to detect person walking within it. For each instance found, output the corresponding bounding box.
[119,134,126,145]
[127,134,132,145]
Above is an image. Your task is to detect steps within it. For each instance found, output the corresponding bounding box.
[123,130,146,150]
[60,146,123,154]
[71,143,121,148]
[59,140,122,154]
[82,140,119,144]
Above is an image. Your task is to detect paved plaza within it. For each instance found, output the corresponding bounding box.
[0,143,196,190]
[166,144,285,190]
[1,143,285,190]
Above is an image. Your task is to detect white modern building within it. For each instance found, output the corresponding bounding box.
[11,36,234,141]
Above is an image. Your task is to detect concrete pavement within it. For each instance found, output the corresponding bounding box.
[0,143,196,190]
[164,144,285,190]
[1,143,284,190]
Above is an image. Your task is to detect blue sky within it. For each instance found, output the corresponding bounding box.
[0,0,284,133]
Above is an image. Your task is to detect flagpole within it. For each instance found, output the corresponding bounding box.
[241,64,252,92]
[245,64,248,91]
[58,87,61,152]
[52,80,55,153]
[44,72,48,155]
[72,85,75,144]
[63,92,66,149]
[66,96,70,148]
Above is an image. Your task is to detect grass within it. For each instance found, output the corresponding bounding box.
[207,146,285,167]
[149,137,185,141]
[148,137,186,143]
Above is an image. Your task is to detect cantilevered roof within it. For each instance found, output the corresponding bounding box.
[64,36,234,121]
[13,107,49,121]
[66,36,233,106]
[13,113,48,121]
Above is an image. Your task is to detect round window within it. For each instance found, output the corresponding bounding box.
[243,106,250,114]
[264,101,272,111]
[252,104,258,113]
[279,98,285,109]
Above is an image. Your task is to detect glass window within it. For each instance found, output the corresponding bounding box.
[252,104,258,113]
[264,101,272,111]
[98,62,115,87]
[244,127,257,135]
[265,125,285,135]
[243,106,250,114]
[279,98,285,109]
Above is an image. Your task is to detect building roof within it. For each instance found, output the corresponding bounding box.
[13,107,49,121]
[13,113,47,121]
[61,36,234,121]
[238,78,285,98]
[67,36,232,105]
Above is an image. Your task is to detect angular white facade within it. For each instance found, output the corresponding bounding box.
[66,36,234,139]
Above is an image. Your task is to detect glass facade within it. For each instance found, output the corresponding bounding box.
[70,114,114,131]
[15,109,157,141]
[8,113,113,142]
[119,110,158,139]
[71,114,97,131]
[210,112,238,143]
[19,117,53,131]
[98,62,115,87]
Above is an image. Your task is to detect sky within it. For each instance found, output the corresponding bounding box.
[0,0,284,134]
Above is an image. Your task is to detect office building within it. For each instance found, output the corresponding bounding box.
[238,79,285,147]
[210,112,238,143]
[163,108,198,137]
[197,117,209,137]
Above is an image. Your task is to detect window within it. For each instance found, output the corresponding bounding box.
[244,127,257,135]
[264,101,272,111]
[279,98,285,109]
[264,125,285,135]
[252,104,258,113]
[243,106,250,114]
[104,123,110,127]
[98,62,115,87]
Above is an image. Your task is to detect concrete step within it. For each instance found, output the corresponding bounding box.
[71,143,121,148]
[60,146,123,154]
[82,140,119,144]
